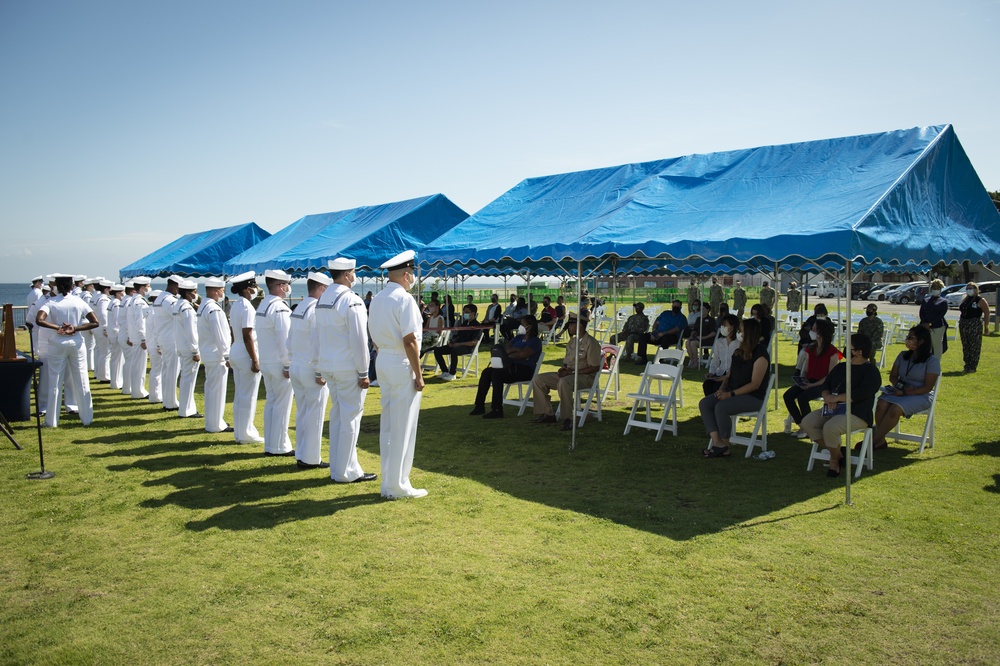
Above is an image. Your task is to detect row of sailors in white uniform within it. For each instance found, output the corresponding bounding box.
[27,269,377,485]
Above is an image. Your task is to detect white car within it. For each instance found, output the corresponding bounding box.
[947,281,1000,309]
[869,284,903,301]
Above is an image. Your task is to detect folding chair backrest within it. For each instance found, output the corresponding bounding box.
[654,347,685,366]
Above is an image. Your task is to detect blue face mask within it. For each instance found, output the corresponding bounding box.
[462,313,471,321]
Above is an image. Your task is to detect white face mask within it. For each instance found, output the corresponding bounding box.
[719,325,731,337]
[516,325,527,336]
[248,288,258,300]
[736,333,744,343]
[930,290,941,297]
[809,330,818,341]
[816,315,827,321]
[349,273,357,288]
[966,288,977,295]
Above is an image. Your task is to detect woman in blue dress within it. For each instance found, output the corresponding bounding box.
[870,326,940,450]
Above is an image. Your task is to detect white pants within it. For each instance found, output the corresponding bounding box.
[119,336,133,395]
[83,330,95,371]
[129,344,148,399]
[376,353,424,498]
[147,346,163,403]
[230,354,262,443]
[109,337,124,390]
[36,343,49,413]
[160,343,180,409]
[177,352,200,417]
[202,359,229,432]
[321,368,367,480]
[260,362,293,454]
[44,336,93,428]
[94,331,110,382]
[289,363,329,465]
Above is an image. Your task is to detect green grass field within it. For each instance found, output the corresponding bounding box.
[2,326,998,665]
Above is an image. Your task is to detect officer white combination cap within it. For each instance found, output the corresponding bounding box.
[204,277,226,288]
[380,249,416,271]
[328,257,356,270]
[73,274,86,281]
[263,269,292,282]
[228,271,256,284]
[307,271,333,285]
[31,275,43,283]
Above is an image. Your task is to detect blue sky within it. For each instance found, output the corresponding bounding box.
[1,0,997,282]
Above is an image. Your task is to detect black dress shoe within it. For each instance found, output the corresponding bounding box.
[333,472,377,484]
[469,405,486,416]
[184,413,203,419]
[264,451,296,457]
[559,419,574,431]
[532,414,557,424]
[483,409,504,419]
[223,426,235,432]
[162,406,178,411]
[296,460,330,469]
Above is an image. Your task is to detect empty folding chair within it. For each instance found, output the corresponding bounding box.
[623,361,682,441]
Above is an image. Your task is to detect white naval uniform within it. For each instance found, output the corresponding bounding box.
[127,293,150,399]
[369,282,426,499]
[26,286,42,309]
[92,293,111,382]
[145,300,162,403]
[81,290,96,370]
[153,291,180,409]
[287,296,329,466]
[255,294,293,454]
[39,294,94,428]
[107,296,125,390]
[27,295,50,412]
[228,296,262,444]
[173,297,200,418]
[315,285,370,481]
[118,293,135,396]
[197,297,231,432]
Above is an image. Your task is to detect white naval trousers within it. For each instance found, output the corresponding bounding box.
[36,337,49,413]
[290,363,330,465]
[260,362,293,454]
[119,332,133,396]
[129,344,149,399]
[44,336,93,428]
[109,336,124,390]
[83,330,95,370]
[160,342,180,410]
[376,352,424,498]
[321,368,367,481]
[177,352,200,417]
[230,354,262,443]
[202,359,229,432]
[147,346,163,403]
[95,330,110,382]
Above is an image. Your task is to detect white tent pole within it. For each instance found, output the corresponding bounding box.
[571,260,582,452]
[612,259,619,395]
[774,262,780,409]
[845,259,854,505]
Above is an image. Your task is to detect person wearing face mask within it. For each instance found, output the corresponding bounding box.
[532,311,602,431]
[482,293,503,331]
[434,304,482,380]
[856,304,884,355]
[732,280,747,320]
[315,259,376,481]
[228,271,264,445]
[798,303,829,352]
[918,278,949,358]
[783,318,839,438]
[420,301,445,355]
[751,302,774,347]
[685,301,717,369]
[633,299,687,363]
[759,280,776,310]
[152,275,182,410]
[197,277,232,434]
[610,302,649,361]
[785,281,802,315]
[471,315,543,419]
[799,333,882,477]
[709,277,725,317]
[703,314,741,396]
[869,326,939,452]
[127,276,152,400]
[255,269,295,456]
[369,249,428,499]
[172,280,202,419]
[958,281,990,373]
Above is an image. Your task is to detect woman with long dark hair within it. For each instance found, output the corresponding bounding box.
[470,315,543,419]
[870,326,939,451]
[783,318,839,437]
[699,318,770,458]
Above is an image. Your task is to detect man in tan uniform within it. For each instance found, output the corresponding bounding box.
[532,312,603,431]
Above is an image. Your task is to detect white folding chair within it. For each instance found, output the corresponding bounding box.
[807,426,874,478]
[653,347,686,407]
[713,374,776,458]
[878,327,892,369]
[890,375,942,453]
[592,316,614,344]
[459,331,485,379]
[420,329,449,373]
[501,352,545,416]
[623,362,682,441]
[561,345,620,428]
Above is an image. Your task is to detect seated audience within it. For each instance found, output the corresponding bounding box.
[752,302,775,347]
[699,318,770,458]
[470,315,543,419]
[702,314,740,396]
[798,303,829,351]
[685,301,718,369]
[633,300,687,363]
[800,332,882,477]
[421,301,445,356]
[610,302,650,360]
[434,304,482,380]
[783,318,839,438]
[531,312,602,431]
[856,303,884,354]
[868,326,939,451]
[500,297,529,339]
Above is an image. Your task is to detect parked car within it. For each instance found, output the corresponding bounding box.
[857,283,886,300]
[851,282,875,299]
[940,284,967,308]
[869,284,904,301]
[946,281,1000,310]
[804,281,846,298]
[889,284,929,305]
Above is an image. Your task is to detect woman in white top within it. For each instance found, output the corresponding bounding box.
[36,275,98,428]
[421,301,445,355]
[702,314,740,397]
[228,272,264,444]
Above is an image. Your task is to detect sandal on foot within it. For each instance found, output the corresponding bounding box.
[827,467,841,477]
[703,446,730,458]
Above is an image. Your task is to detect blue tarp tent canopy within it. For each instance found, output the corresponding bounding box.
[120,222,272,279]
[423,125,1000,274]
[224,194,469,277]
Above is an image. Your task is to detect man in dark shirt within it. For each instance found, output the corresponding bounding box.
[434,304,482,380]
[634,300,687,363]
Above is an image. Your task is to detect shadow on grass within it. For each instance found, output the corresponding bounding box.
[961,440,1000,457]
[185,493,383,531]
[355,401,919,540]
